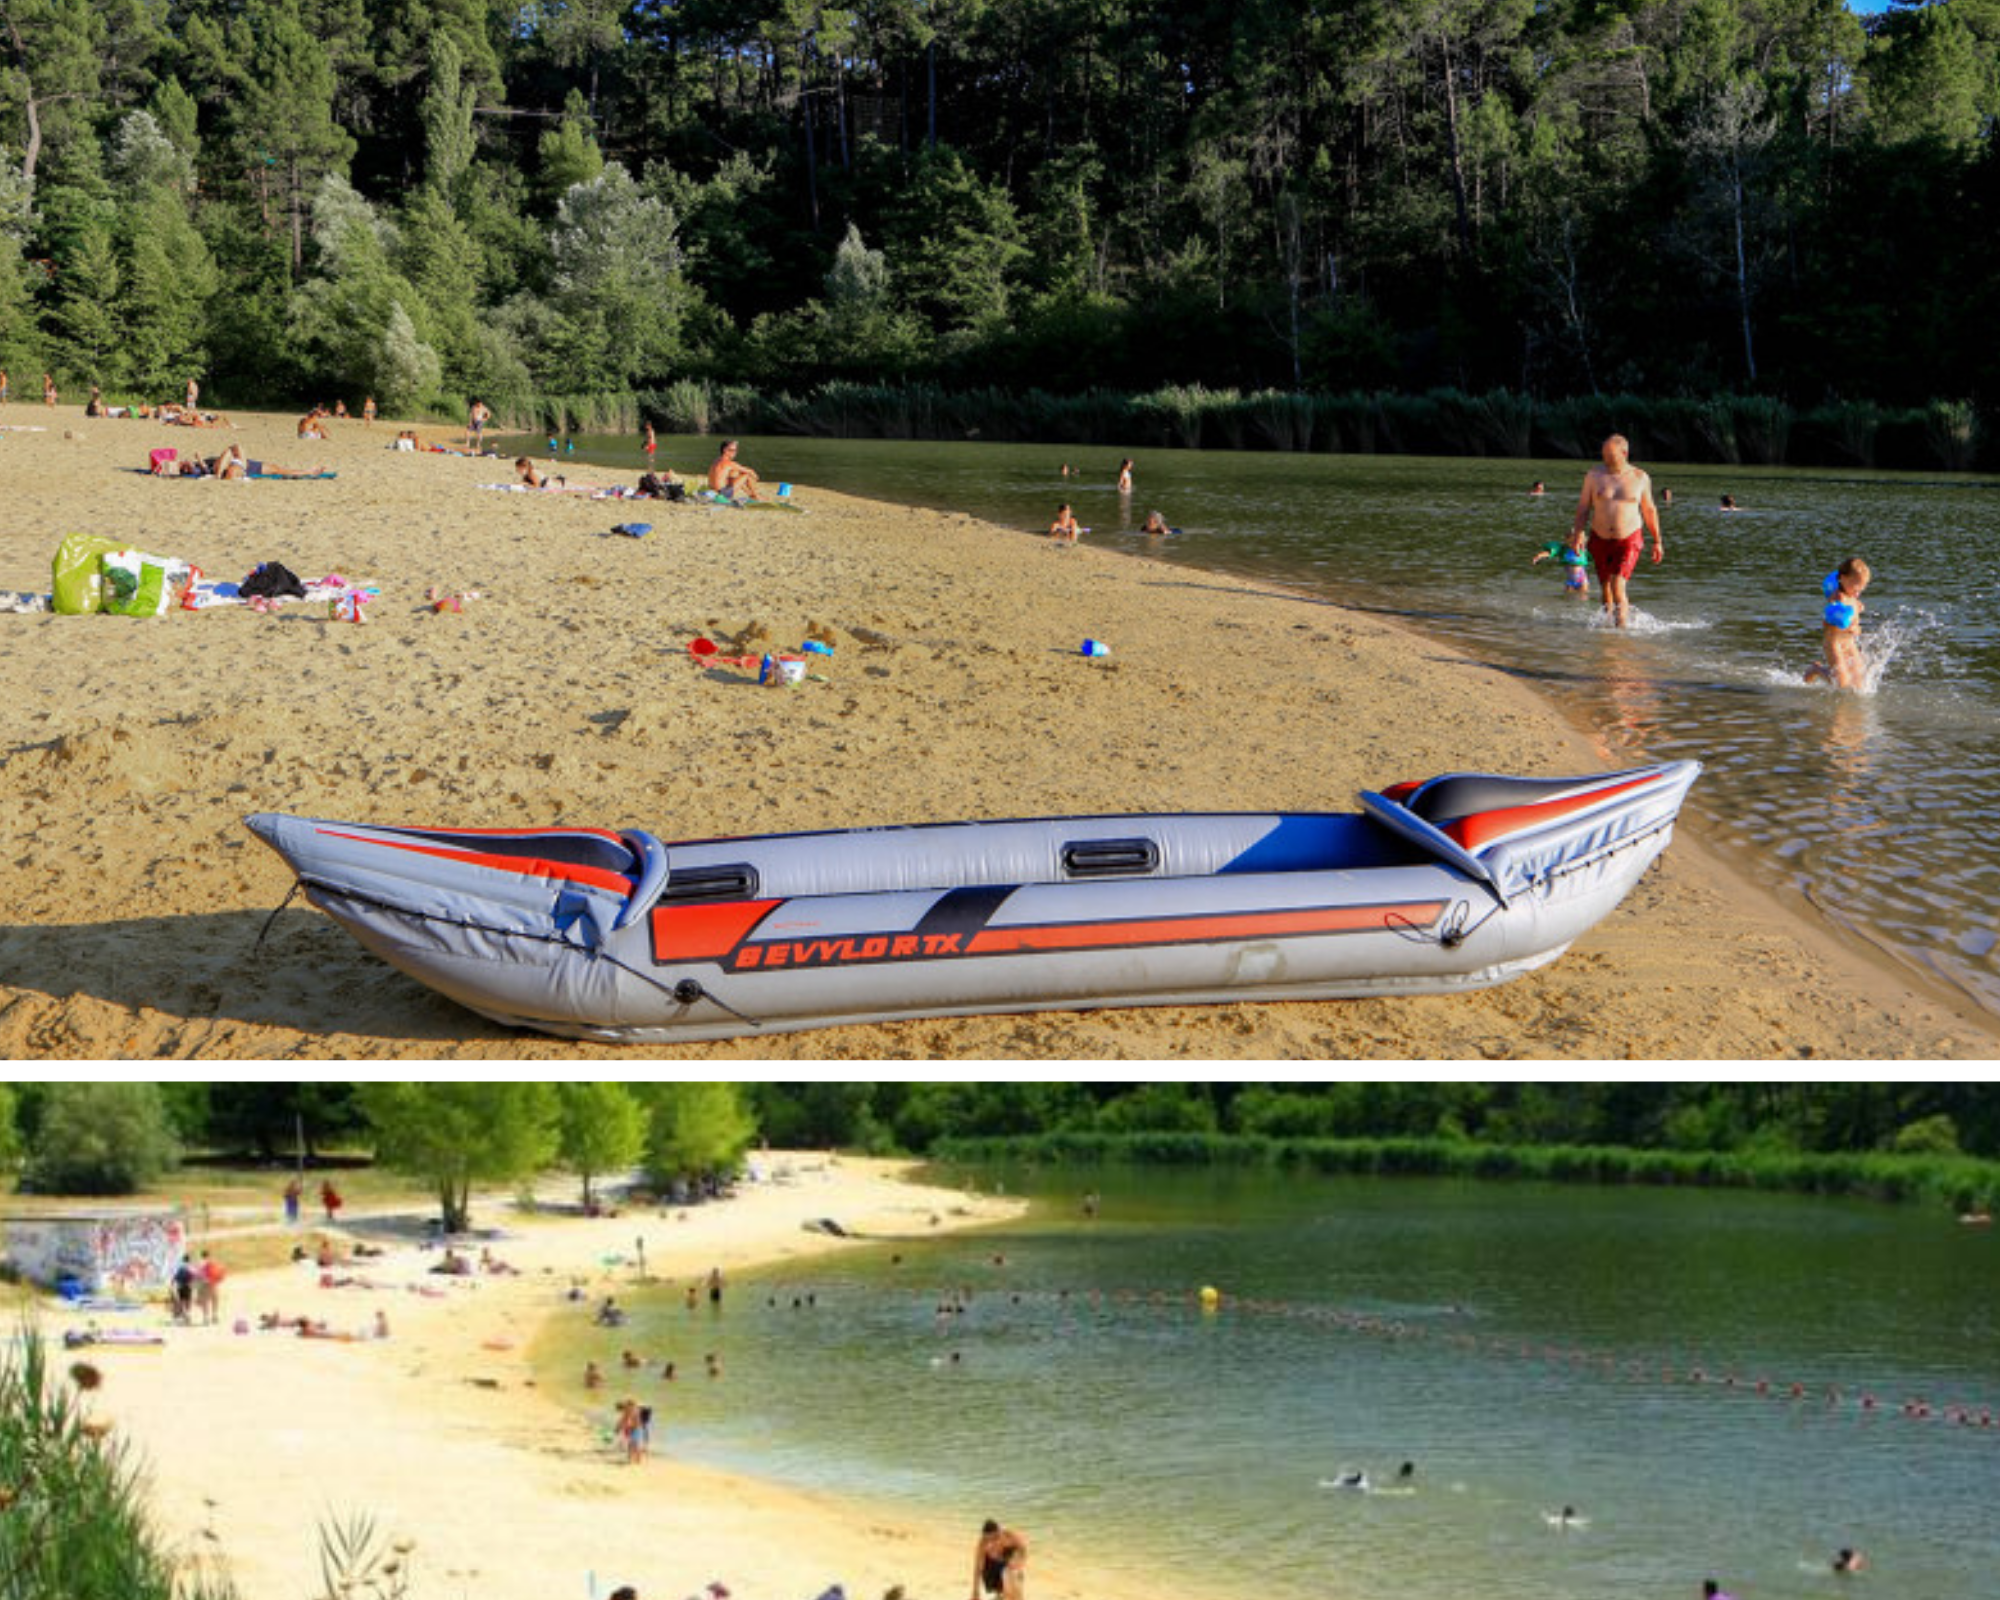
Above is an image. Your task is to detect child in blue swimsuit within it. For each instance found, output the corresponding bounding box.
[1805,557,1871,689]
[1532,538,1591,597]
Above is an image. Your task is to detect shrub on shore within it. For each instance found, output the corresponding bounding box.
[446,383,2000,472]
[930,1131,2000,1211]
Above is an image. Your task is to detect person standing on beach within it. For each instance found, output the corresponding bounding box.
[363,396,377,426]
[185,377,200,411]
[43,372,57,406]
[466,399,491,452]
[1570,433,1663,628]
[707,1265,725,1308]
[198,1250,226,1326]
[973,1520,1028,1600]
[1,369,10,404]
[283,1177,302,1225]
[643,421,656,462]
[320,1180,343,1224]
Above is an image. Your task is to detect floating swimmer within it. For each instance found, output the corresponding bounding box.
[1544,1505,1588,1529]
[1532,537,1592,597]
[1804,558,1871,690]
[1321,1471,1370,1492]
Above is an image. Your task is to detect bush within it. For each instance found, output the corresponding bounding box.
[1890,1113,1962,1157]
[0,1331,237,1600]
[24,1085,178,1195]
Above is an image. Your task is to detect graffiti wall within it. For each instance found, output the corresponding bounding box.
[6,1212,186,1292]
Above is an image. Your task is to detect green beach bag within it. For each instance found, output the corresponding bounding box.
[99,549,184,617]
[51,532,129,614]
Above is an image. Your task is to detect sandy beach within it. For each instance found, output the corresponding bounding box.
[0,410,1992,1059]
[68,1156,1201,1600]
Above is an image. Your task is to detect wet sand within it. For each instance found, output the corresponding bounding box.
[0,411,1991,1058]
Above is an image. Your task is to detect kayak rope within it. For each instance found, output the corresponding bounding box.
[253,881,302,949]
[266,879,764,1028]
[1386,898,1500,949]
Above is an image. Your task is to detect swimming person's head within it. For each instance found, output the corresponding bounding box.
[1720,494,1736,509]
[1397,1461,1414,1478]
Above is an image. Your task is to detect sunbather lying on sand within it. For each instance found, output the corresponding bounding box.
[213,445,329,480]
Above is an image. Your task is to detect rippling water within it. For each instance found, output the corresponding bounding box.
[562,434,2000,1019]
[535,1168,2000,1600]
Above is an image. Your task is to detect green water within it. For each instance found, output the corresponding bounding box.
[537,1167,1999,1600]
[548,433,2000,1020]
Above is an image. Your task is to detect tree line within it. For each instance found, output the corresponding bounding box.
[1,1083,1989,1201]
[4,0,2000,428]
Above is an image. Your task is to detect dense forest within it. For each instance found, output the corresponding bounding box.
[4,0,2000,443]
[6,1080,1985,1161]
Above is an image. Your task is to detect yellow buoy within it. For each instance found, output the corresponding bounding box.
[1198,1285,1221,1311]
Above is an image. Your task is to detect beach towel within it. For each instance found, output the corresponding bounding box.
[249,469,338,480]
[52,533,132,614]
[1,590,49,614]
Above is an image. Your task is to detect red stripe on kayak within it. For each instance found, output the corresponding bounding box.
[649,900,781,962]
[388,825,627,842]
[963,901,1445,955]
[1444,774,1659,854]
[1380,781,1423,804]
[319,830,634,894]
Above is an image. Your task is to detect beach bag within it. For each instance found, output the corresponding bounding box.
[100,549,185,617]
[51,532,130,614]
[149,447,178,474]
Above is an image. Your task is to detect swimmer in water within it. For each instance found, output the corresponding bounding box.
[1116,457,1134,493]
[1832,1548,1865,1575]
[1720,494,1739,510]
[1529,480,1546,496]
[1803,557,1871,690]
[1702,1581,1737,1600]
[1140,509,1173,538]
[1326,1470,1370,1492]
[1049,504,1081,545]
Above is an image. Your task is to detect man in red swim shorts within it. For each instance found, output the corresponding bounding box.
[1570,433,1663,628]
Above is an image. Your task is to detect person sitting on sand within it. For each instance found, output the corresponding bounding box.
[1804,557,1870,691]
[479,1247,518,1275]
[707,440,761,499]
[298,408,329,441]
[373,1309,391,1340]
[585,1361,604,1390]
[973,1519,1028,1600]
[86,386,105,418]
[431,1248,471,1276]
[1049,504,1080,545]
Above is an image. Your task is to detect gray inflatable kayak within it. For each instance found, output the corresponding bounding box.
[245,761,1699,1044]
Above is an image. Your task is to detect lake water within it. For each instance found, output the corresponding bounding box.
[557,432,2000,1022]
[536,1166,2000,1600]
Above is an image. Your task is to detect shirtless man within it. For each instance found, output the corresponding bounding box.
[972,1520,1027,1600]
[467,399,491,452]
[707,439,761,499]
[1570,434,1663,628]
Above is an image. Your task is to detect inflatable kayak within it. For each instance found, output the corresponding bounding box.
[245,761,1698,1044]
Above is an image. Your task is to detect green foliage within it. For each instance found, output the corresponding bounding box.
[0,1084,20,1173]
[556,1083,647,1207]
[637,1084,755,1181]
[1890,1113,1962,1157]
[201,1084,366,1158]
[357,1083,561,1232]
[24,1084,178,1195]
[5,0,2000,417]
[0,1332,240,1600]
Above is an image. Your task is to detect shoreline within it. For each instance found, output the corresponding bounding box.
[0,409,1993,1058]
[551,429,2000,1042]
[80,1157,1222,1600]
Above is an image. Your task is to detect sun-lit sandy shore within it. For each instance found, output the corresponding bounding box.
[0,408,1992,1057]
[65,1157,1227,1600]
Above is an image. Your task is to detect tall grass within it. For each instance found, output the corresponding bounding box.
[0,1330,239,1600]
[932,1132,2000,1210]
[442,383,2000,470]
